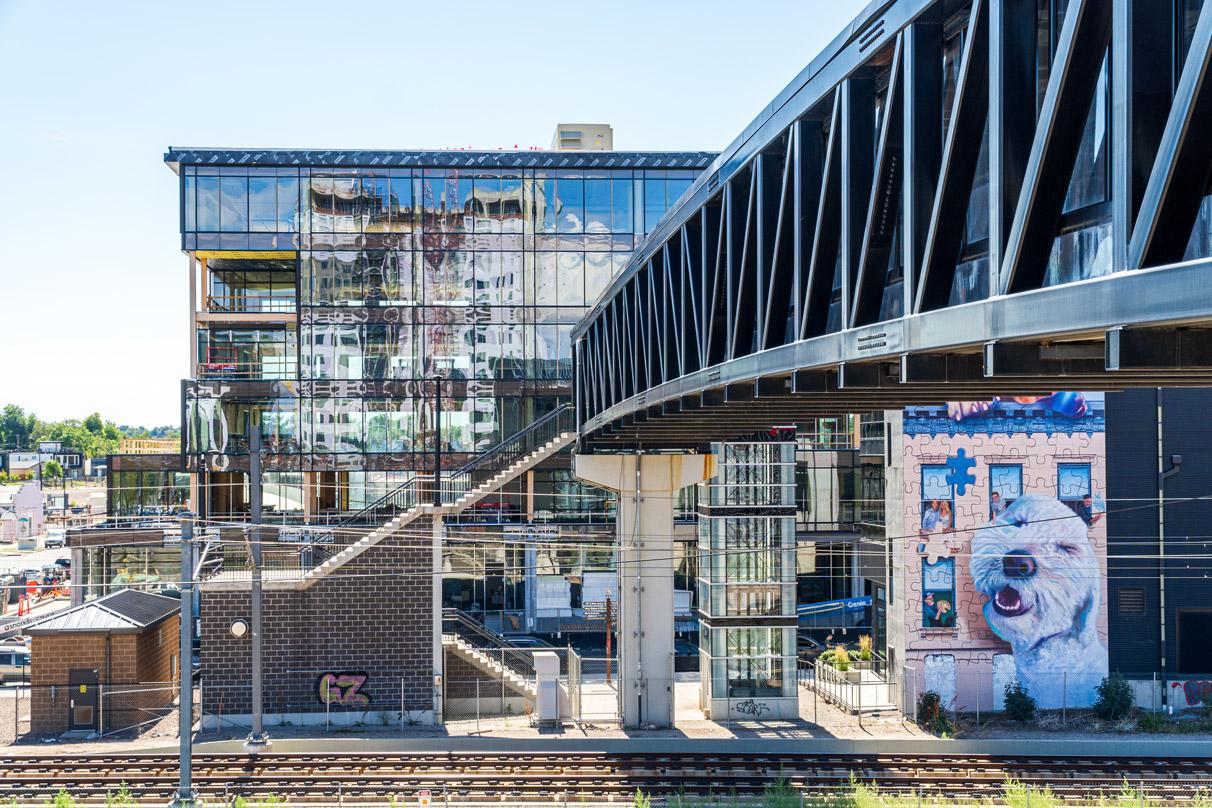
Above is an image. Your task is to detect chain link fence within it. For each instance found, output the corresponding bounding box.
[899,666,1212,733]
[1,680,197,742]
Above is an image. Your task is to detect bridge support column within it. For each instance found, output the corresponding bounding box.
[574,453,714,728]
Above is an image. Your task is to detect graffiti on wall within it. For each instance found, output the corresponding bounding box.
[317,672,371,706]
[1172,680,1212,707]
[735,699,770,717]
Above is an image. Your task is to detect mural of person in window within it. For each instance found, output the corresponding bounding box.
[922,592,956,628]
[939,501,953,532]
[921,500,943,533]
[1075,493,1101,528]
[991,490,1007,518]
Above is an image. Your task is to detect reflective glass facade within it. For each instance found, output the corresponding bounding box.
[697,442,800,714]
[171,150,713,520]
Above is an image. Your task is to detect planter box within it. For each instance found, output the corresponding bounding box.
[843,669,862,684]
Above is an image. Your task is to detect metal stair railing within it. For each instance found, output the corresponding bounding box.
[441,608,536,683]
[439,404,574,504]
[298,403,575,571]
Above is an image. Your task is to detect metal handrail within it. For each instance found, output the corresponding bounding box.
[440,404,574,503]
[299,404,574,567]
[441,608,536,681]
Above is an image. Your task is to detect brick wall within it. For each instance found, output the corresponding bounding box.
[30,614,179,735]
[200,518,435,719]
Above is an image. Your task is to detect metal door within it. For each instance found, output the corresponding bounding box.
[68,668,99,731]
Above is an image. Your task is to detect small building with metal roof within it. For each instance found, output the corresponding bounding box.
[25,590,181,737]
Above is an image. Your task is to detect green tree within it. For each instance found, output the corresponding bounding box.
[42,459,63,480]
[83,413,103,434]
[0,404,39,449]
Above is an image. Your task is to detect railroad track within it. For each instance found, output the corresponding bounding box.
[1,752,1210,803]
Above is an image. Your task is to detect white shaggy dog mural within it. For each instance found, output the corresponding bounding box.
[970,495,1107,708]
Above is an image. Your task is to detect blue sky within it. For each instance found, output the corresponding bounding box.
[0,0,868,426]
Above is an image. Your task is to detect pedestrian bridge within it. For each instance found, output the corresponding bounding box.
[573,0,1212,450]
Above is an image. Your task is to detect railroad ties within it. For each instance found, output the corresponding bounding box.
[2,752,1210,802]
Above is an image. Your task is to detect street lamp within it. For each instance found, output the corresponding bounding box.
[244,415,270,752]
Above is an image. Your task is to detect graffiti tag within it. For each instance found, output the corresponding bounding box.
[1172,680,1212,707]
[735,699,770,717]
[318,672,371,706]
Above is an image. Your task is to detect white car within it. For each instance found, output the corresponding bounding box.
[0,645,30,684]
[44,529,66,549]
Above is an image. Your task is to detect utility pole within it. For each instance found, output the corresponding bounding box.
[605,592,613,685]
[171,517,197,807]
[244,417,270,752]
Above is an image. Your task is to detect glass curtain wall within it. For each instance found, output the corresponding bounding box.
[182,164,698,478]
[698,442,799,711]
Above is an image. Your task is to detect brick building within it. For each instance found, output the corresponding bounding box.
[198,517,436,727]
[26,590,180,735]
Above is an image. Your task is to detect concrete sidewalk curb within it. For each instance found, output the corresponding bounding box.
[170,736,1212,757]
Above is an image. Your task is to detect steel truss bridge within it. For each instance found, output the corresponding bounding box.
[573,0,1212,450]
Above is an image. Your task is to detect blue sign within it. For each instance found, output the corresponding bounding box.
[797,596,872,618]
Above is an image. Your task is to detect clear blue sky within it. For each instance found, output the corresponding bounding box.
[0,0,868,427]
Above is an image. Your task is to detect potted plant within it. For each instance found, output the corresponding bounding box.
[825,644,862,683]
[855,635,874,669]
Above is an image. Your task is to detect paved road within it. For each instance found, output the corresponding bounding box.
[0,544,72,573]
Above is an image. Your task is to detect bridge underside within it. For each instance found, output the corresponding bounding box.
[574,0,1212,452]
[582,316,1212,450]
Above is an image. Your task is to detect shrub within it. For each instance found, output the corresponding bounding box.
[632,789,651,808]
[761,777,801,808]
[1136,711,1166,733]
[1004,780,1058,808]
[1003,681,1037,722]
[917,690,953,737]
[45,790,76,808]
[857,634,873,661]
[917,690,942,724]
[1093,674,1135,720]
[105,783,133,808]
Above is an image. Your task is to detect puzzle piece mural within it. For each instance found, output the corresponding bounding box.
[944,449,977,495]
[900,392,1107,713]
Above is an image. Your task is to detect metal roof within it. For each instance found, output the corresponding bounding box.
[163,148,717,173]
[26,590,179,635]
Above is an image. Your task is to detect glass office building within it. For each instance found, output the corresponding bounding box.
[166,147,713,528]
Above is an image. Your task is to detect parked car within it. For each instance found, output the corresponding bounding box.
[674,638,700,672]
[466,500,522,523]
[0,645,31,684]
[505,635,555,649]
[43,529,66,549]
[797,631,827,663]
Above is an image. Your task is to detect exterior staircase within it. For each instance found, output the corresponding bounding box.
[296,422,573,589]
[441,610,537,698]
[202,405,576,591]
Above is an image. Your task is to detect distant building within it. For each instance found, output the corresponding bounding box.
[0,482,44,540]
[118,438,179,455]
[3,445,85,480]
[550,123,613,151]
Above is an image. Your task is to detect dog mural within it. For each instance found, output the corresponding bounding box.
[970,495,1107,708]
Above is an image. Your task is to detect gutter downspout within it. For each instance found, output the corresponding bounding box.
[1156,388,1182,706]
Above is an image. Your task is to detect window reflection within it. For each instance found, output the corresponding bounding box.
[182,163,697,470]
